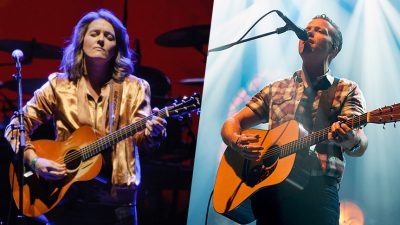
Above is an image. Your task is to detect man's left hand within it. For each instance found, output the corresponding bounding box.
[329,115,361,150]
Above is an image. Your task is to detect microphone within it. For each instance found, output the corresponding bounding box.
[276,11,308,41]
[12,49,24,62]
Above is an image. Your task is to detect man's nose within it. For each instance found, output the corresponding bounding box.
[307,31,314,38]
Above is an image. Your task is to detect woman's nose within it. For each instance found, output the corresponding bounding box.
[97,38,104,46]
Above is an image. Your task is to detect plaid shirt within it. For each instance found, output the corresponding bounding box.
[247,70,366,181]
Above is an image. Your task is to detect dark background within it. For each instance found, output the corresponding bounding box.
[0,0,213,224]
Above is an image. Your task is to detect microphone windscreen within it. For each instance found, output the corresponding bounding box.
[12,49,24,60]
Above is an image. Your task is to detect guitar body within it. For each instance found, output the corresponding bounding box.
[213,120,303,224]
[212,103,400,224]
[9,126,103,217]
[6,93,202,217]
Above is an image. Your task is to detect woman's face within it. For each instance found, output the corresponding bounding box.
[83,18,117,63]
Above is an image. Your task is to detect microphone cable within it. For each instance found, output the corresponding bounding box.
[237,9,280,43]
[209,9,281,52]
[204,190,214,225]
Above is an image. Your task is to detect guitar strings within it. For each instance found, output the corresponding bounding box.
[50,102,368,165]
[263,113,366,159]
[260,113,367,160]
[262,113,367,159]
[51,109,169,165]
[62,108,359,164]
[50,100,197,165]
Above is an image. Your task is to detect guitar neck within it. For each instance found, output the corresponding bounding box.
[80,109,169,161]
[280,113,368,157]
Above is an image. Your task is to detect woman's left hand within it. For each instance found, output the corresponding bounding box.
[145,108,167,139]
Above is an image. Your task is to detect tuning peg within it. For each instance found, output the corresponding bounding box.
[383,123,386,129]
[394,122,396,128]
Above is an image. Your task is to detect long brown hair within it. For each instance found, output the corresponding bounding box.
[60,9,134,82]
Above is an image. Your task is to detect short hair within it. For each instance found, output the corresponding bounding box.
[60,9,135,82]
[313,14,343,61]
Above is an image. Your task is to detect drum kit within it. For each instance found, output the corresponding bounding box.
[0,24,209,224]
[0,27,209,163]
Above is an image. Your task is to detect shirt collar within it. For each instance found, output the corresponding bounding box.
[294,69,334,90]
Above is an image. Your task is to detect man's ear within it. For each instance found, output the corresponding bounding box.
[328,43,338,63]
[331,43,339,57]
[332,43,338,51]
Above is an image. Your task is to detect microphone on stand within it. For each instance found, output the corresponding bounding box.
[276,11,308,41]
[10,48,28,224]
[12,49,24,70]
[208,9,308,53]
[12,49,24,61]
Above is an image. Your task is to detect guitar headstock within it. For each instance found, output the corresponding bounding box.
[164,93,201,118]
[368,103,400,124]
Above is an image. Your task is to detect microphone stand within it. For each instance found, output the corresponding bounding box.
[208,25,288,53]
[13,55,27,225]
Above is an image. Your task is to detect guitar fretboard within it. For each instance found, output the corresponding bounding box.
[80,109,168,161]
[278,113,368,158]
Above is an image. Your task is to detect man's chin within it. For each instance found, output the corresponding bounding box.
[299,49,314,59]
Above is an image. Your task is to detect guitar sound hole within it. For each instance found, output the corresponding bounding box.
[64,149,82,170]
[244,145,280,187]
[262,145,280,167]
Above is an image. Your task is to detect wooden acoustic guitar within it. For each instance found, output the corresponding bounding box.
[213,103,400,224]
[9,94,200,217]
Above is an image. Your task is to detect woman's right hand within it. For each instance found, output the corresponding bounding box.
[34,158,67,180]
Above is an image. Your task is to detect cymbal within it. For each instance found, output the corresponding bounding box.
[155,25,210,48]
[0,39,62,60]
[0,78,47,94]
[179,78,204,85]
[135,66,171,97]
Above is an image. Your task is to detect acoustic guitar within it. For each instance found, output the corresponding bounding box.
[213,103,400,224]
[9,94,201,217]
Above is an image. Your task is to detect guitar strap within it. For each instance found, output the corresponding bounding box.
[94,79,123,184]
[313,77,340,155]
[77,77,123,132]
[108,79,123,133]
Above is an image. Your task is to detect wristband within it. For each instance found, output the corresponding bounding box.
[348,140,361,152]
[30,156,40,171]
[24,145,36,152]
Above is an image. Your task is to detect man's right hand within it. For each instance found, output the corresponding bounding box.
[34,157,67,180]
[230,133,264,161]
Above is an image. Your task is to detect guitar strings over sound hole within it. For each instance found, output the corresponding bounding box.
[244,145,280,187]
[262,145,280,167]
[64,149,82,170]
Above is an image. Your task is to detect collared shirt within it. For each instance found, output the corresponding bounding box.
[5,72,157,187]
[246,70,366,180]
